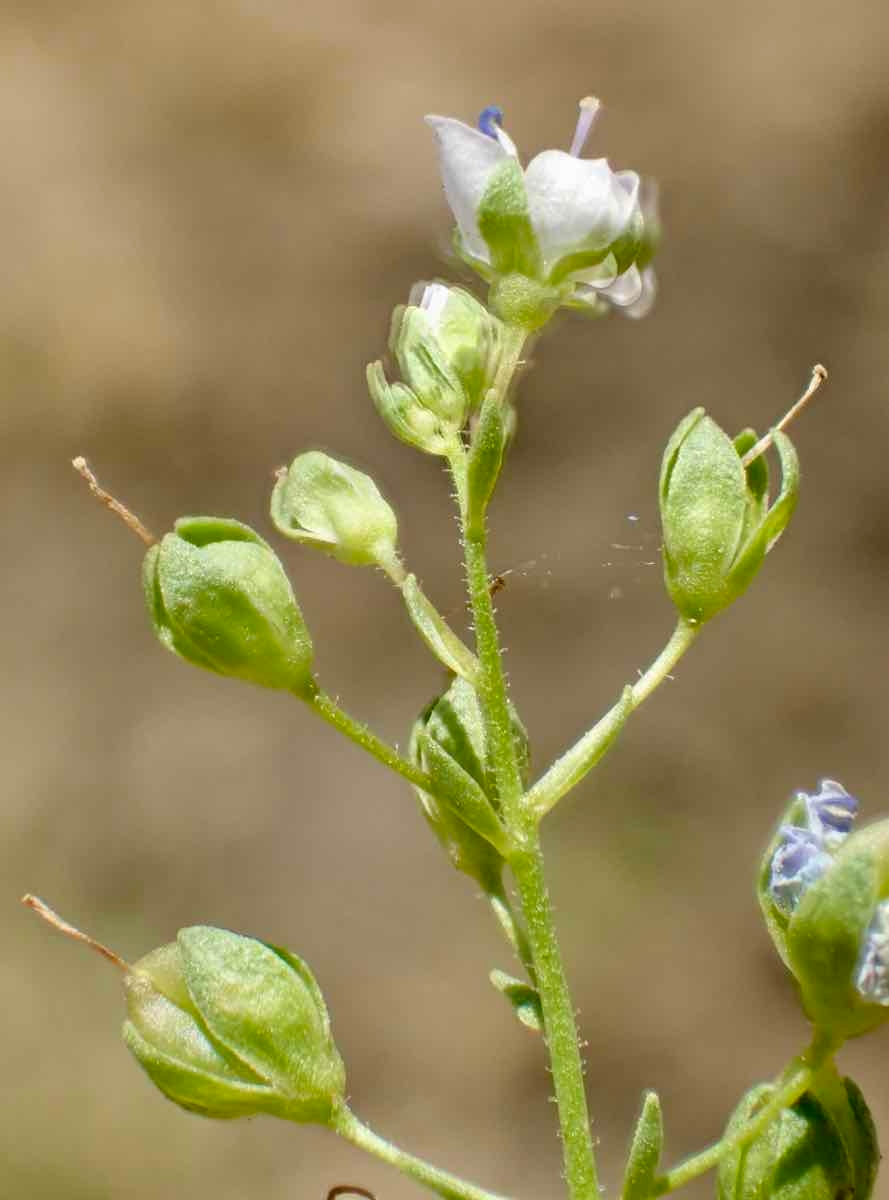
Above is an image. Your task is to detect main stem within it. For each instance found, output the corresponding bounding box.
[456,323,601,1200]
[511,833,601,1200]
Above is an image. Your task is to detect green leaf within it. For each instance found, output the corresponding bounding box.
[466,389,507,533]
[621,1091,663,1200]
[400,574,479,682]
[489,969,543,1033]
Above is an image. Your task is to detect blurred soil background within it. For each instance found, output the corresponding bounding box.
[3,1,889,1197]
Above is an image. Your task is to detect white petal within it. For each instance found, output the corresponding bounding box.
[571,253,619,290]
[425,116,509,263]
[524,151,638,271]
[624,267,657,320]
[600,264,644,308]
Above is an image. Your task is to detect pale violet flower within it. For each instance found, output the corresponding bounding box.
[426,99,654,318]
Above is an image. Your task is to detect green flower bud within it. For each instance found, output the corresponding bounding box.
[367,284,502,454]
[144,516,314,695]
[408,282,502,413]
[717,1070,878,1200]
[123,926,345,1124]
[409,677,529,888]
[271,452,401,576]
[759,782,889,1040]
[659,410,799,624]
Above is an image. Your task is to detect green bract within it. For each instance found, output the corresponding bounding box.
[717,1072,878,1200]
[659,410,799,624]
[271,452,400,575]
[143,516,314,695]
[123,927,345,1124]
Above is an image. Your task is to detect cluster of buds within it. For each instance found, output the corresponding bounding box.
[367,282,503,455]
[426,100,659,328]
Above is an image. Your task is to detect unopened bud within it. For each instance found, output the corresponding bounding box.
[271,452,401,577]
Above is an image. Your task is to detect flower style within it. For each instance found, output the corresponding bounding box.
[426,98,655,319]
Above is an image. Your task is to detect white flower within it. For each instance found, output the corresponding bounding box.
[426,99,654,316]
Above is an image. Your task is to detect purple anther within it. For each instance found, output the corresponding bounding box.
[478,106,504,140]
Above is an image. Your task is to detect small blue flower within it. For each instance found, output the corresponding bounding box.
[804,778,858,844]
[769,826,832,914]
[856,899,889,1005]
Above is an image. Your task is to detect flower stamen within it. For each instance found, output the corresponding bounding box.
[569,96,601,158]
[477,104,518,157]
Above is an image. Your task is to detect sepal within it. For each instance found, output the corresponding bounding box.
[717,1071,878,1200]
[408,677,529,886]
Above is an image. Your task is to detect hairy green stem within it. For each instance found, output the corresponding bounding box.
[511,833,601,1200]
[333,1106,511,1200]
[452,323,601,1200]
[308,687,432,792]
[528,618,700,819]
[653,1031,837,1195]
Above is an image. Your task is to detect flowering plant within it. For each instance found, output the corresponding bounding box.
[26,98,882,1200]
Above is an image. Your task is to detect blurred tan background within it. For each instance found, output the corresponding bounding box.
[4,1,889,1197]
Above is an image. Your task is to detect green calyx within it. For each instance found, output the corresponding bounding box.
[717,1070,878,1200]
[144,516,314,695]
[659,409,799,624]
[409,676,529,887]
[271,451,401,576]
[123,927,345,1124]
